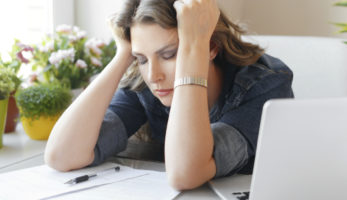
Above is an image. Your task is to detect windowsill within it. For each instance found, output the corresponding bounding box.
[0,123,47,173]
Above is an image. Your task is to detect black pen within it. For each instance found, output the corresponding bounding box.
[64,166,120,184]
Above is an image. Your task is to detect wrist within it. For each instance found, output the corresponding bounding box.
[175,41,210,79]
[114,50,134,68]
[178,39,209,53]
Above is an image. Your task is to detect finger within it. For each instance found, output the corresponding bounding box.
[173,0,184,11]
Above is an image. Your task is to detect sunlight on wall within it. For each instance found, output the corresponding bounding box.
[0,0,49,55]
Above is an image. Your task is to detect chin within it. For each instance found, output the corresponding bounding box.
[158,97,172,107]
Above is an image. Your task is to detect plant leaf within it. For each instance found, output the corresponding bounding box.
[338,26,347,33]
[335,1,347,7]
[334,23,347,27]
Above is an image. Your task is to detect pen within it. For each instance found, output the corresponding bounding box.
[64,166,120,184]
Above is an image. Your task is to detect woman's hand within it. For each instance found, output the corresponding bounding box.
[173,0,220,45]
[108,18,135,68]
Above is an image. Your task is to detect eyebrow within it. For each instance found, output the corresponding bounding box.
[132,43,178,57]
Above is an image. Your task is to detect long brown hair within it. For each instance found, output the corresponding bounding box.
[108,0,264,91]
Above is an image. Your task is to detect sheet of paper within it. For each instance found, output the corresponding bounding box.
[51,171,180,200]
[0,162,148,200]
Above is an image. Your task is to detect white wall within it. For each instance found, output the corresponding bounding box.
[218,0,244,21]
[49,0,74,33]
[235,0,347,38]
[74,0,120,41]
[74,0,347,40]
[74,0,245,41]
[0,0,50,53]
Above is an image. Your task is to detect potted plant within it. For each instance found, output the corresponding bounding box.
[0,40,31,133]
[30,24,116,93]
[0,67,16,148]
[15,84,72,140]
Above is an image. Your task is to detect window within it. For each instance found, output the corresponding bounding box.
[0,0,74,55]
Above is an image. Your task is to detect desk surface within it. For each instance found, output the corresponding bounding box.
[0,124,220,199]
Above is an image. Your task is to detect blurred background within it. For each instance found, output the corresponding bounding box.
[1,0,347,55]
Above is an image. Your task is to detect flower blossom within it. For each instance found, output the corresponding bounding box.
[38,41,54,52]
[76,59,87,69]
[16,42,34,64]
[85,38,106,56]
[76,30,87,40]
[68,35,78,42]
[73,26,80,33]
[49,48,75,67]
[91,57,102,67]
[56,24,73,34]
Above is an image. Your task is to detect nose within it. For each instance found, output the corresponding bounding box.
[147,60,164,83]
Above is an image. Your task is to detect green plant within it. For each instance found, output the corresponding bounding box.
[0,40,31,90]
[15,84,72,120]
[0,67,17,100]
[334,1,347,44]
[30,24,117,89]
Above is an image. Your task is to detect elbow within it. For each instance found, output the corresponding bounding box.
[167,168,206,191]
[44,150,93,172]
[44,149,72,172]
[44,143,95,172]
[166,160,216,191]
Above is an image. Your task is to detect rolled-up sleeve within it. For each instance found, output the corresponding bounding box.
[90,109,128,166]
[211,69,293,177]
[211,122,249,178]
[90,88,147,166]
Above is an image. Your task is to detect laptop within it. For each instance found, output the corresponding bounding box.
[209,98,347,200]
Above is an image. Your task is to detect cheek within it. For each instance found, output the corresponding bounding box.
[162,59,176,72]
[138,59,177,86]
[139,66,148,83]
[161,59,176,85]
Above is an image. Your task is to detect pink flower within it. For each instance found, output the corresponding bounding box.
[16,42,34,52]
[91,57,102,67]
[16,45,34,64]
[85,38,105,56]
[76,59,87,69]
[49,48,75,67]
[68,35,78,42]
[76,30,87,39]
[16,51,29,63]
[38,41,54,52]
[56,24,73,34]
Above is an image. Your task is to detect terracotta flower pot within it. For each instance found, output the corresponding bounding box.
[5,92,19,133]
[0,98,9,148]
[21,114,60,140]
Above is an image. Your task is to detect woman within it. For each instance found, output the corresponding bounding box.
[45,0,294,190]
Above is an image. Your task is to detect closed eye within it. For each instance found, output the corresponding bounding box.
[161,49,177,60]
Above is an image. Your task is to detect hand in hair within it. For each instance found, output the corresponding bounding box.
[107,13,135,68]
[173,0,220,44]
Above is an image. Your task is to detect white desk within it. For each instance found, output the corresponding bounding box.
[0,124,220,199]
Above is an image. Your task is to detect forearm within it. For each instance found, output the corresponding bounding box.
[165,42,216,189]
[45,52,132,171]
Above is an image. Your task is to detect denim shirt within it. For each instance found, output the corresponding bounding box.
[91,54,294,178]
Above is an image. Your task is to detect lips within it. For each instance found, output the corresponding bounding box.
[155,89,173,97]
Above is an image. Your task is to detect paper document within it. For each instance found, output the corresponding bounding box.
[0,162,166,200]
[51,171,180,200]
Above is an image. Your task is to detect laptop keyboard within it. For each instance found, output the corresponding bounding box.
[232,191,250,200]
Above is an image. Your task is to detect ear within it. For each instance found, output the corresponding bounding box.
[209,41,219,61]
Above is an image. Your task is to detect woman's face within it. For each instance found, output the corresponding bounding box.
[131,23,178,107]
